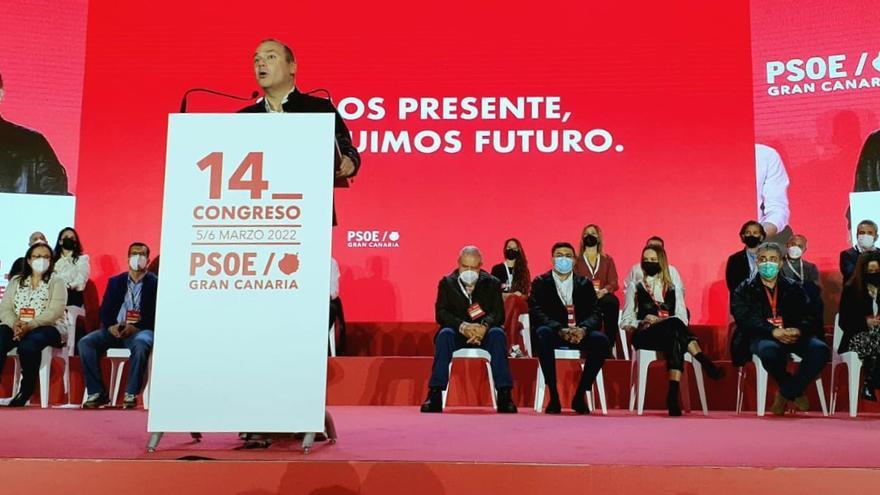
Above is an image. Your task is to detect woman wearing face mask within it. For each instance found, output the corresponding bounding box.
[0,243,67,407]
[621,246,723,416]
[838,251,880,401]
[574,224,620,342]
[52,227,90,309]
[726,220,767,295]
[490,238,531,354]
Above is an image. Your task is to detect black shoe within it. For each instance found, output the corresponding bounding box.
[496,388,517,414]
[667,383,682,417]
[420,388,443,413]
[83,392,110,409]
[571,392,590,415]
[122,393,138,409]
[544,388,561,414]
[7,394,28,407]
[695,353,725,380]
[861,384,878,402]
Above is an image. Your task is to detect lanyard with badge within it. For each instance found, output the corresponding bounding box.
[583,253,602,291]
[503,264,513,292]
[765,285,782,328]
[555,278,576,327]
[642,279,669,318]
[786,260,804,281]
[459,279,486,321]
[18,285,41,324]
[125,278,143,325]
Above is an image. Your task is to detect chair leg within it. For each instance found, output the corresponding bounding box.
[442,362,452,410]
[619,328,630,361]
[755,362,768,417]
[110,360,126,406]
[847,359,862,418]
[690,358,708,416]
[735,367,744,414]
[580,363,593,411]
[628,352,638,412]
[62,355,70,396]
[637,355,651,415]
[829,361,838,414]
[485,361,497,409]
[12,357,22,399]
[534,365,545,412]
[815,377,828,416]
[39,347,51,408]
[328,324,336,357]
[595,368,608,415]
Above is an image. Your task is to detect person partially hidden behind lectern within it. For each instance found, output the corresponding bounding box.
[239,39,361,225]
[420,246,517,413]
[80,242,157,409]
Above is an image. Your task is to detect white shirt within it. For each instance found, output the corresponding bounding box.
[261,87,297,113]
[330,257,340,300]
[53,253,90,291]
[620,273,688,329]
[624,263,684,296]
[551,271,573,306]
[755,144,790,232]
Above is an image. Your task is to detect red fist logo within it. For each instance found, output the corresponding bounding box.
[278,253,300,275]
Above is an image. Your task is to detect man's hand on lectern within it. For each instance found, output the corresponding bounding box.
[336,156,356,178]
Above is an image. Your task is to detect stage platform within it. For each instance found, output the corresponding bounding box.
[1,407,879,494]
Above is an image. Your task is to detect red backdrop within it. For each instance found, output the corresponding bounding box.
[73,1,755,324]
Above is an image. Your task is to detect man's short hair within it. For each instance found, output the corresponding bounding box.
[739,220,766,238]
[857,219,878,232]
[551,242,575,255]
[260,38,295,63]
[756,242,783,258]
[789,234,808,247]
[129,242,150,258]
[458,245,481,260]
[646,235,664,246]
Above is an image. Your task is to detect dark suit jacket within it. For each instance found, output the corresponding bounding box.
[838,283,880,353]
[238,89,361,188]
[847,130,880,226]
[730,275,814,365]
[840,247,862,284]
[99,272,158,331]
[435,270,504,331]
[725,249,752,294]
[528,271,601,333]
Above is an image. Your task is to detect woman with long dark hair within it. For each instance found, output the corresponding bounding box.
[574,224,621,341]
[838,251,880,401]
[621,245,723,415]
[491,238,531,354]
[0,243,67,406]
[51,227,90,308]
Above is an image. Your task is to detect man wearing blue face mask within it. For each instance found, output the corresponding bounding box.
[421,245,516,413]
[529,242,609,414]
[731,242,829,416]
[79,242,157,410]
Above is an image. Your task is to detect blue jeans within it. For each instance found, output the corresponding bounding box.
[428,327,513,390]
[750,336,830,400]
[78,328,154,396]
[0,324,61,400]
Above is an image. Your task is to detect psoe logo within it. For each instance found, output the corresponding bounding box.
[347,230,401,248]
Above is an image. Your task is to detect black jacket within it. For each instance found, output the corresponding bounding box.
[840,247,863,284]
[528,271,601,333]
[435,270,504,331]
[99,272,159,331]
[730,275,814,366]
[847,130,880,226]
[838,283,880,353]
[725,249,752,294]
[238,89,360,188]
[0,116,68,195]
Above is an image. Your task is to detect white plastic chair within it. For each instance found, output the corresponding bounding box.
[736,353,828,416]
[629,349,708,415]
[329,323,337,357]
[829,314,863,417]
[534,349,607,414]
[55,305,83,406]
[617,310,630,360]
[441,348,496,409]
[519,314,532,357]
[5,346,53,408]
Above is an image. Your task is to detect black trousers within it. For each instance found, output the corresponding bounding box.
[597,293,620,335]
[329,297,346,355]
[0,324,61,400]
[536,326,610,388]
[631,318,696,371]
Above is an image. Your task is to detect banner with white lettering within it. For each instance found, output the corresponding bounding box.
[148,113,334,432]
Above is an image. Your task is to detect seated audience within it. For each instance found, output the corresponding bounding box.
[623,236,684,295]
[490,238,531,354]
[420,245,516,413]
[621,245,723,416]
[530,242,609,414]
[6,231,47,280]
[573,224,620,338]
[781,234,819,284]
[0,243,66,406]
[51,227,90,308]
[841,219,878,283]
[726,220,766,296]
[838,251,880,401]
[79,242,157,409]
[731,242,829,415]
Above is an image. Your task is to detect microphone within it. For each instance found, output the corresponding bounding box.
[302,88,346,168]
[179,88,259,113]
[304,88,332,102]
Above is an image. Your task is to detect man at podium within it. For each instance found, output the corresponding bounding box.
[239,39,360,224]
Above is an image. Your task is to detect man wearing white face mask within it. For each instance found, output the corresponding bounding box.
[79,242,157,409]
[782,235,819,284]
[420,245,516,413]
[841,220,879,283]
